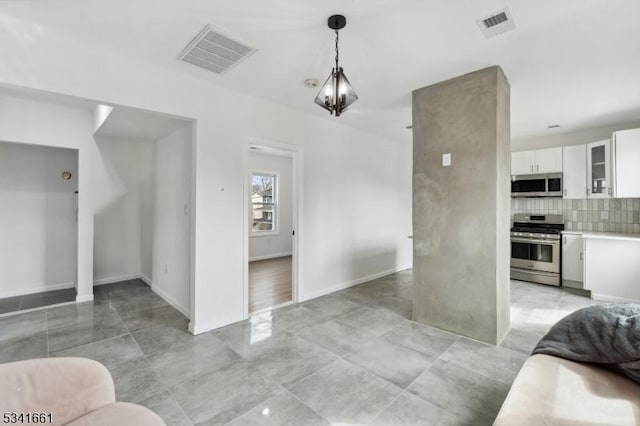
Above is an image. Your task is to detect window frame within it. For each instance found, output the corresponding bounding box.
[250,171,279,237]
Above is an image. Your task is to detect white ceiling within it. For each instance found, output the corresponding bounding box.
[2,0,639,143]
[95,106,191,141]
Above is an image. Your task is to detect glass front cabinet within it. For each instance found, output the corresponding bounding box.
[586,139,612,198]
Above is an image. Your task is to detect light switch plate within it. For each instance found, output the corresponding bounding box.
[442,153,451,167]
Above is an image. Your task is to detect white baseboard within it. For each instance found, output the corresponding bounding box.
[93,274,141,286]
[0,281,75,299]
[189,313,245,335]
[139,274,153,287]
[299,267,407,302]
[76,294,94,303]
[249,252,292,262]
[592,293,640,304]
[150,282,191,319]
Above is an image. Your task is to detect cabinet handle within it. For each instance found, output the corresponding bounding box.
[563,188,567,197]
[563,236,567,244]
[530,165,533,172]
[580,251,583,261]
[536,164,539,172]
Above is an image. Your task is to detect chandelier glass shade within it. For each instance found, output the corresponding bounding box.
[314,15,358,117]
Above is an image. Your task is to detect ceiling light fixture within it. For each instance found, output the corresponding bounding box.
[304,78,319,88]
[314,15,358,117]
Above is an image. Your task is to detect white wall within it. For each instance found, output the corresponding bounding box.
[298,137,412,301]
[249,152,293,261]
[94,104,113,132]
[139,142,156,281]
[0,142,78,297]
[152,125,191,316]
[93,137,153,284]
[0,23,413,333]
[0,94,95,301]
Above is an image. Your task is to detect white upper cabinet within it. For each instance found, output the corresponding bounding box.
[535,147,563,174]
[511,150,536,175]
[562,144,587,199]
[613,129,640,198]
[586,139,612,198]
[512,129,639,198]
[511,147,562,175]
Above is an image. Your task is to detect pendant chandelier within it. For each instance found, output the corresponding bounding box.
[314,15,358,117]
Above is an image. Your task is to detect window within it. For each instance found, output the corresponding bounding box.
[251,172,277,234]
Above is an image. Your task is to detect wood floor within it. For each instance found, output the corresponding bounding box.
[249,255,292,313]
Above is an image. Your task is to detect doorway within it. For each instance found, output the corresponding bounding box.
[92,106,194,320]
[0,86,196,330]
[0,141,78,314]
[244,141,301,315]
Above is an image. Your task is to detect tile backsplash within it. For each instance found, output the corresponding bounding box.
[511,198,640,234]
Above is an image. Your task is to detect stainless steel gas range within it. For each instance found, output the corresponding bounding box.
[510,214,565,286]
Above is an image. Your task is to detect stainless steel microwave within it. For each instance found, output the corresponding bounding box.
[511,173,563,197]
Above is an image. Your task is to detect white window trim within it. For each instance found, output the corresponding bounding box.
[250,170,279,237]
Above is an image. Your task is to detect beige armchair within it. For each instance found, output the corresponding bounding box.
[0,358,164,426]
[494,354,640,426]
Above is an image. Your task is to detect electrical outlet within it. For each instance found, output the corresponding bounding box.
[442,153,451,167]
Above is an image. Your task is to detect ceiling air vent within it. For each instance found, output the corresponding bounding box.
[477,8,516,38]
[178,25,255,75]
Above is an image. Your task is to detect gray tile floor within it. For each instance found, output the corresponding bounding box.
[0,288,75,314]
[0,273,597,425]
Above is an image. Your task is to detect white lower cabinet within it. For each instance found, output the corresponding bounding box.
[562,233,583,288]
[583,235,640,301]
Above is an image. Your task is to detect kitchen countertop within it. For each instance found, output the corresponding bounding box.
[562,230,640,242]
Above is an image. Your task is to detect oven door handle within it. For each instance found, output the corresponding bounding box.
[511,237,559,245]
